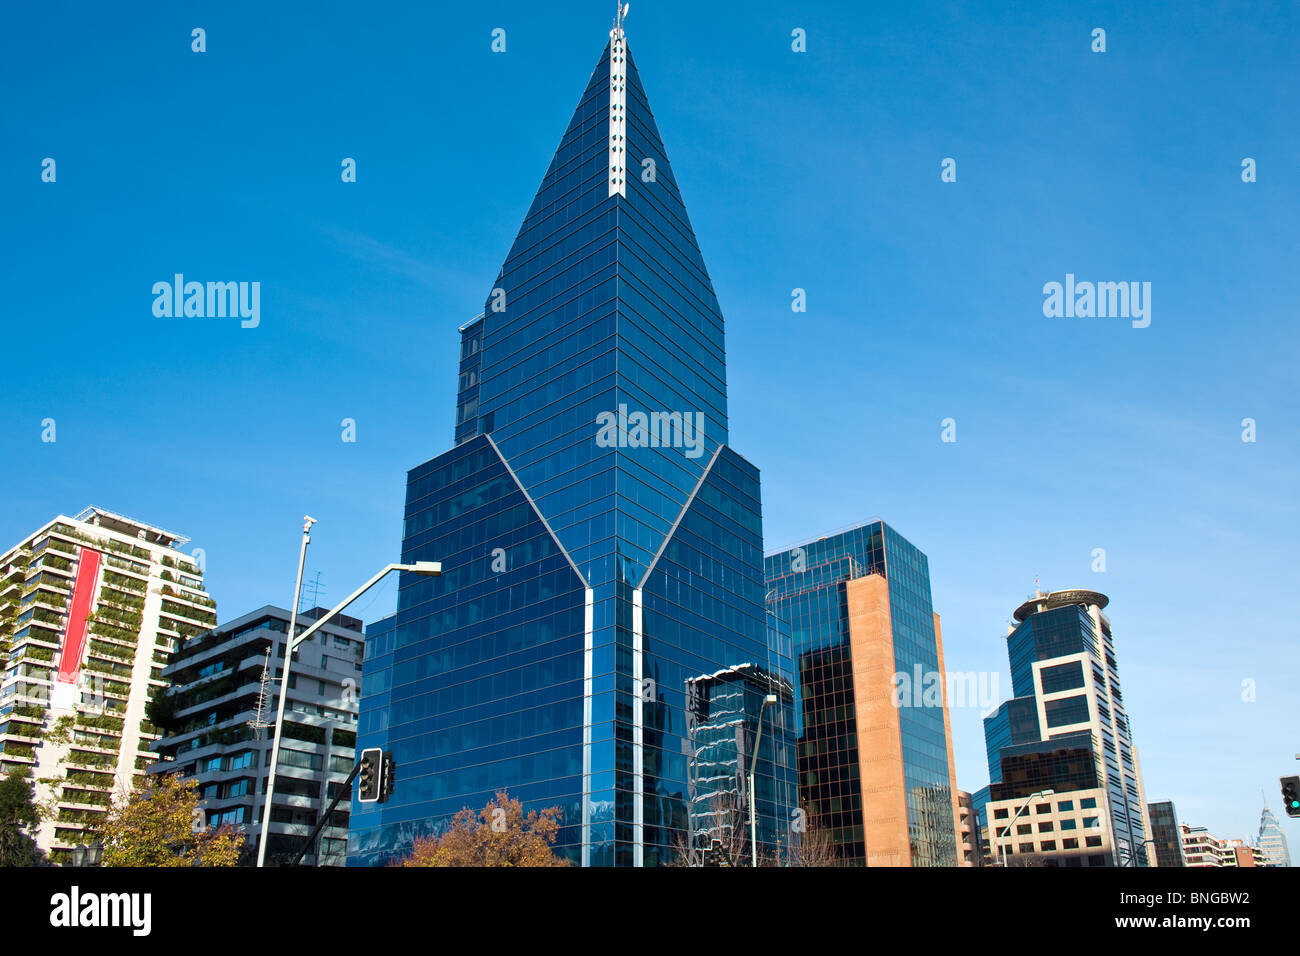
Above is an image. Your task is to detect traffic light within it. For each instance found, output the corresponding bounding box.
[1281,776,1300,818]
[358,747,383,803]
[380,751,397,803]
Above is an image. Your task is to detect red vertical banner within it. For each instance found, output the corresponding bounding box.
[57,547,102,684]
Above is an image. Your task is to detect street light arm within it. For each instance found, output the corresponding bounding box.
[289,562,439,651]
[257,556,439,867]
[998,789,1054,867]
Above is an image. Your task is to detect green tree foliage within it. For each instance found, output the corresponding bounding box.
[0,767,47,866]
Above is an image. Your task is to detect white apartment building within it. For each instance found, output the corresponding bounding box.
[0,507,215,862]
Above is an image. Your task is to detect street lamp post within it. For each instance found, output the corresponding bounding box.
[254,516,314,869]
[748,692,778,868]
[254,542,441,867]
[70,842,101,867]
[997,788,1055,867]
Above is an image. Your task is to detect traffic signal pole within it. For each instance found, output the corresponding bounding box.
[290,758,363,868]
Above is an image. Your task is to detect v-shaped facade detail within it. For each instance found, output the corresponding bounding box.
[350,24,797,867]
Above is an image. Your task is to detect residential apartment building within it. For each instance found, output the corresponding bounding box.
[1180,823,1268,867]
[765,521,960,866]
[0,507,215,862]
[981,588,1151,866]
[149,605,365,865]
[349,12,796,867]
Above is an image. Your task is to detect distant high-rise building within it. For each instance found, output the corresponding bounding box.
[765,521,960,866]
[1257,806,1292,867]
[1147,800,1186,866]
[982,588,1151,867]
[149,605,366,866]
[0,507,216,862]
[348,14,796,867]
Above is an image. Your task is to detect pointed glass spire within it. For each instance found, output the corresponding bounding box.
[469,26,731,583]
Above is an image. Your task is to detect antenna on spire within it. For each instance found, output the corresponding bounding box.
[615,1,629,34]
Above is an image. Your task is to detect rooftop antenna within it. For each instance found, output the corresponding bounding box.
[248,646,274,739]
[299,570,325,612]
[615,1,629,33]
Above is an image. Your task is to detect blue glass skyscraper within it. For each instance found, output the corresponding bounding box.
[349,16,796,867]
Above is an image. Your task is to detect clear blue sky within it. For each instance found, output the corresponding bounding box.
[2,1,1296,849]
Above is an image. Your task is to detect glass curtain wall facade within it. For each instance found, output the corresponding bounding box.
[349,24,794,867]
[1147,800,1186,867]
[1257,807,1291,868]
[764,521,959,866]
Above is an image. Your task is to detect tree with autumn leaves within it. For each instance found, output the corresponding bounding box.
[97,773,243,867]
[399,791,569,867]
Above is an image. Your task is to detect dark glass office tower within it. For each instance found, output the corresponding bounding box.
[765,521,960,866]
[348,18,796,867]
[1147,800,1186,867]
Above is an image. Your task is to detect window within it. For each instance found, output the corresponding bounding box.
[207,806,247,827]
[1044,694,1090,727]
[1019,843,1034,853]
[1083,816,1100,828]
[1063,838,1079,849]
[228,750,258,770]
[1035,803,1050,814]
[1040,841,1056,851]
[1057,800,1074,812]
[1086,836,1103,847]
[1039,660,1085,694]
[1017,824,1032,835]
[329,754,353,774]
[994,808,1009,819]
[1080,797,1097,809]
[1061,819,1078,830]
[1038,821,1054,833]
